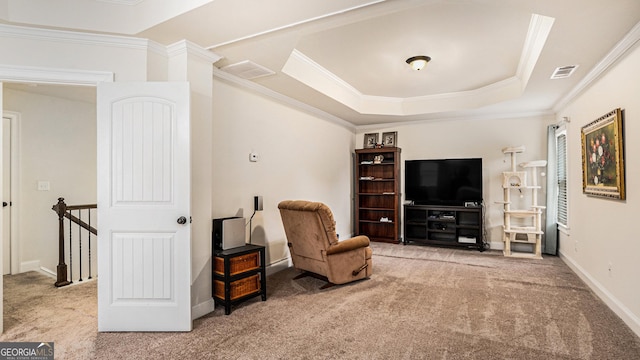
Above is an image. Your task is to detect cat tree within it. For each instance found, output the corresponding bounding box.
[498,146,546,259]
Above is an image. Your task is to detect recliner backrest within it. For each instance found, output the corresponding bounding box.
[278,200,339,261]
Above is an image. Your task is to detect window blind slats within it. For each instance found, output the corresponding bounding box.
[556,133,568,225]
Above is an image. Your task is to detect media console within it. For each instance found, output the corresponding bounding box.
[403,204,484,251]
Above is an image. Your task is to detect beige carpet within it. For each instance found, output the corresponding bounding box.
[3,243,640,359]
[1,271,97,359]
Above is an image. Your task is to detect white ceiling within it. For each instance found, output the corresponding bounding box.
[3,0,640,126]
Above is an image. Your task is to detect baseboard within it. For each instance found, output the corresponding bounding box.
[266,257,291,276]
[559,249,640,338]
[192,298,215,320]
[38,266,57,278]
[20,260,40,273]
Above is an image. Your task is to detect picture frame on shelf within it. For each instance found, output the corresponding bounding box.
[382,131,397,147]
[581,108,625,200]
[363,133,379,149]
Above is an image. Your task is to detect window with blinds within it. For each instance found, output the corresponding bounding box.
[556,130,568,226]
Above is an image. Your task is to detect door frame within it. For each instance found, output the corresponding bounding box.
[2,111,20,275]
[0,67,112,273]
[0,65,113,334]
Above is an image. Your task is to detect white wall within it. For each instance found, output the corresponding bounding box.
[212,77,356,267]
[166,45,218,314]
[357,114,555,247]
[3,87,96,273]
[556,42,640,336]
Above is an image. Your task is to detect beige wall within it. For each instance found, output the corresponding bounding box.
[357,114,555,247]
[556,42,640,336]
[212,77,356,267]
[3,87,96,273]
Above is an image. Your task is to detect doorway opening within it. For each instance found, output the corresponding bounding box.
[2,82,97,338]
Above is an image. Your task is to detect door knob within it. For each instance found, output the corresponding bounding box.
[177,216,187,225]
[2,202,7,207]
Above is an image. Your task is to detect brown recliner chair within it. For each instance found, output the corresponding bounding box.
[278,200,373,288]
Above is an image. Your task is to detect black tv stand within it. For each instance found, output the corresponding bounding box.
[404,204,484,251]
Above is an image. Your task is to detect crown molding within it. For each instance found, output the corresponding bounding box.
[213,67,356,132]
[167,40,223,64]
[554,20,640,112]
[355,109,555,131]
[0,64,113,85]
[147,40,169,57]
[283,13,552,117]
[0,23,148,49]
[517,14,555,86]
[284,49,531,116]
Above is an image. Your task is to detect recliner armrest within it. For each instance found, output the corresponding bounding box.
[326,235,370,255]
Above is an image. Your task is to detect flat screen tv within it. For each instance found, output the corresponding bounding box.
[405,158,483,206]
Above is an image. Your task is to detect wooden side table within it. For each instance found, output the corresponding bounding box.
[212,244,266,315]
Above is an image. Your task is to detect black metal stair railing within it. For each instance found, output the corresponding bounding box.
[52,197,97,287]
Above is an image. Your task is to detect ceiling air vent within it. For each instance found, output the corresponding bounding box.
[221,60,275,80]
[551,65,578,79]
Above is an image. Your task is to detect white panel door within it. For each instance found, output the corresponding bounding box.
[97,82,191,331]
[2,117,9,275]
[0,82,3,334]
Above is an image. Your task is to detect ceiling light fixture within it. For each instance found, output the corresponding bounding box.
[406,55,431,71]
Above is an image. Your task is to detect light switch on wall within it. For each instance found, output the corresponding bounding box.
[37,181,50,191]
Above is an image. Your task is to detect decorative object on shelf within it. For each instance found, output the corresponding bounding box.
[373,155,384,164]
[581,108,625,200]
[406,55,431,71]
[382,131,397,147]
[363,133,379,149]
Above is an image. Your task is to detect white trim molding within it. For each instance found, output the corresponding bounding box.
[282,14,554,117]
[0,23,149,50]
[192,298,215,320]
[167,40,223,64]
[20,260,40,273]
[213,67,356,132]
[0,65,113,86]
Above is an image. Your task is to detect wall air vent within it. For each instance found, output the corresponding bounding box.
[220,60,275,80]
[551,65,578,79]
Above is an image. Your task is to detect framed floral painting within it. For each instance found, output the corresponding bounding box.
[581,108,625,199]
